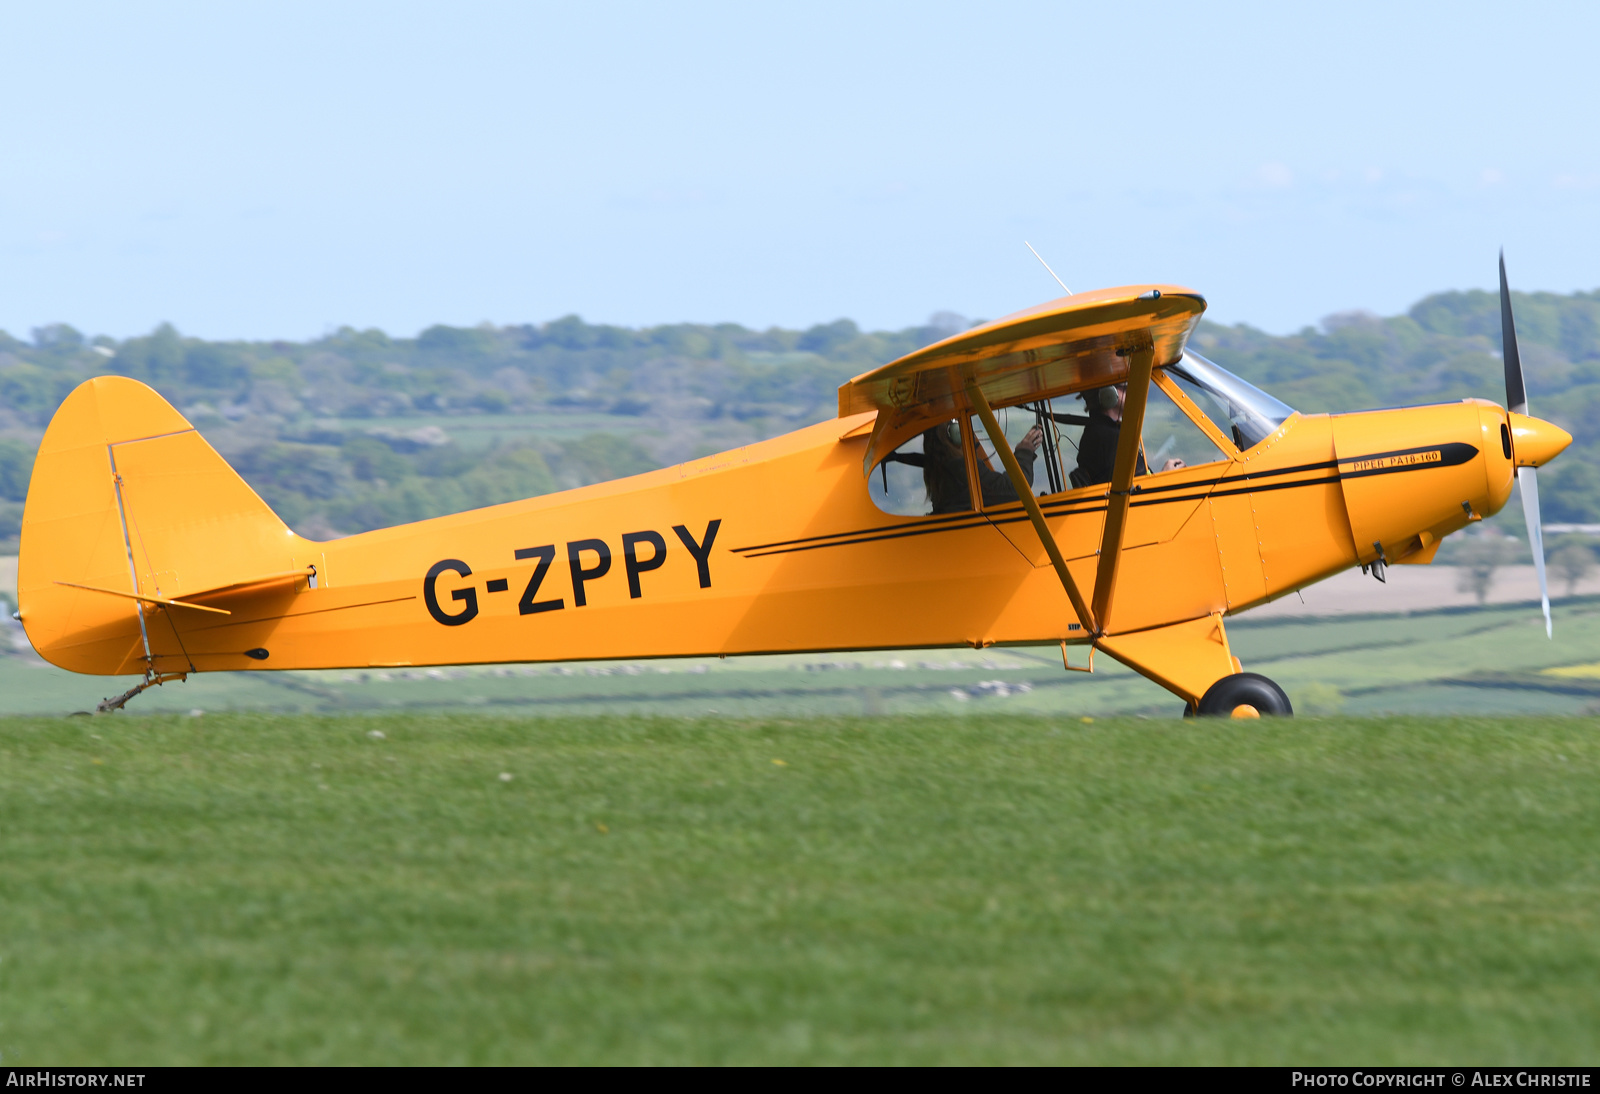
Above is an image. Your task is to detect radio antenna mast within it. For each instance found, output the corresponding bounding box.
[1024,241,1072,295]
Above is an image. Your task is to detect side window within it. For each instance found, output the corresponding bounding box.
[1141,382,1230,471]
[1042,385,1229,496]
[1037,396,1093,494]
[868,420,974,516]
[868,386,1234,516]
[968,408,1044,506]
[869,431,928,515]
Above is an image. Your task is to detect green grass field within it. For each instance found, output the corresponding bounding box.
[2,712,1597,1064]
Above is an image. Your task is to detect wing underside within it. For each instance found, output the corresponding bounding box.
[838,284,1206,473]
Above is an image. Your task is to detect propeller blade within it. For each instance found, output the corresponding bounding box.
[1518,465,1553,638]
[1501,253,1550,636]
[1500,250,1528,415]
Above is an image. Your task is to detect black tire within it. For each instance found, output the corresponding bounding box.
[1195,673,1293,717]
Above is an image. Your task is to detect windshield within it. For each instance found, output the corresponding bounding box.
[1167,349,1297,451]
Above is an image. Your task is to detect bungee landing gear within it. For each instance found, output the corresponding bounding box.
[96,672,189,713]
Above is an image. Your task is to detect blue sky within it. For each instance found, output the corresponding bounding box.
[2,1,1597,340]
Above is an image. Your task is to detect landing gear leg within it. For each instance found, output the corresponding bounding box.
[1095,613,1249,717]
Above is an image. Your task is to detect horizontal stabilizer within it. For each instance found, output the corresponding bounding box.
[54,580,233,615]
[50,567,320,618]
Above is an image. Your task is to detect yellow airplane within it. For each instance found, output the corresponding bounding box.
[15,257,1572,716]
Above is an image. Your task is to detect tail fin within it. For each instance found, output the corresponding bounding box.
[19,377,312,675]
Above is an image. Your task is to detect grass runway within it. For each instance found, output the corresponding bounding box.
[1,712,1597,1064]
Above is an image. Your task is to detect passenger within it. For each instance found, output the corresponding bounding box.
[1073,383,1185,487]
[922,422,970,513]
[923,420,1045,513]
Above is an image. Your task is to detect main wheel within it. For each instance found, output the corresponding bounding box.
[1193,673,1293,718]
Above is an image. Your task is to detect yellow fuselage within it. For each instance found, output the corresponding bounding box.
[19,375,1524,706]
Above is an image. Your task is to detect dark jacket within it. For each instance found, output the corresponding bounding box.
[923,424,1037,513]
[1074,413,1145,487]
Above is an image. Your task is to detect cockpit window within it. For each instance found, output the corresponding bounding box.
[869,413,1044,516]
[869,429,931,515]
[990,387,1227,497]
[966,409,1049,506]
[1167,350,1297,451]
[869,420,976,516]
[967,406,1043,488]
[1140,381,1232,471]
[866,353,1296,515]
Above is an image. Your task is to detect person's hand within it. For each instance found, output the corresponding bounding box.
[1018,425,1044,453]
[1161,457,1186,472]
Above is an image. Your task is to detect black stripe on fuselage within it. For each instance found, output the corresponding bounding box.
[1334,441,1477,478]
[729,442,1477,559]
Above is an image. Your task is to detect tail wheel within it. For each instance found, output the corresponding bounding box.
[1193,673,1293,718]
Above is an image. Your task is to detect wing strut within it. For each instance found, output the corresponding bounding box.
[967,379,1098,635]
[1090,346,1155,632]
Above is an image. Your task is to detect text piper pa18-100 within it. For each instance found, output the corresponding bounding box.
[15,256,1572,716]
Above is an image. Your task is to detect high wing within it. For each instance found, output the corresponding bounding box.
[838,284,1206,474]
[837,284,1206,636]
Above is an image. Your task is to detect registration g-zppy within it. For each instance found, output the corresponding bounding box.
[16,256,1570,715]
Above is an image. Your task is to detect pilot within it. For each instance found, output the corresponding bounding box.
[1073,383,1185,486]
[923,420,1045,513]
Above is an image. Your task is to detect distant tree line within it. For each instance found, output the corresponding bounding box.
[1,291,1599,545]
[0,313,966,541]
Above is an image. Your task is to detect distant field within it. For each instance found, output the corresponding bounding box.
[0,712,1595,1064]
[3,595,1599,720]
